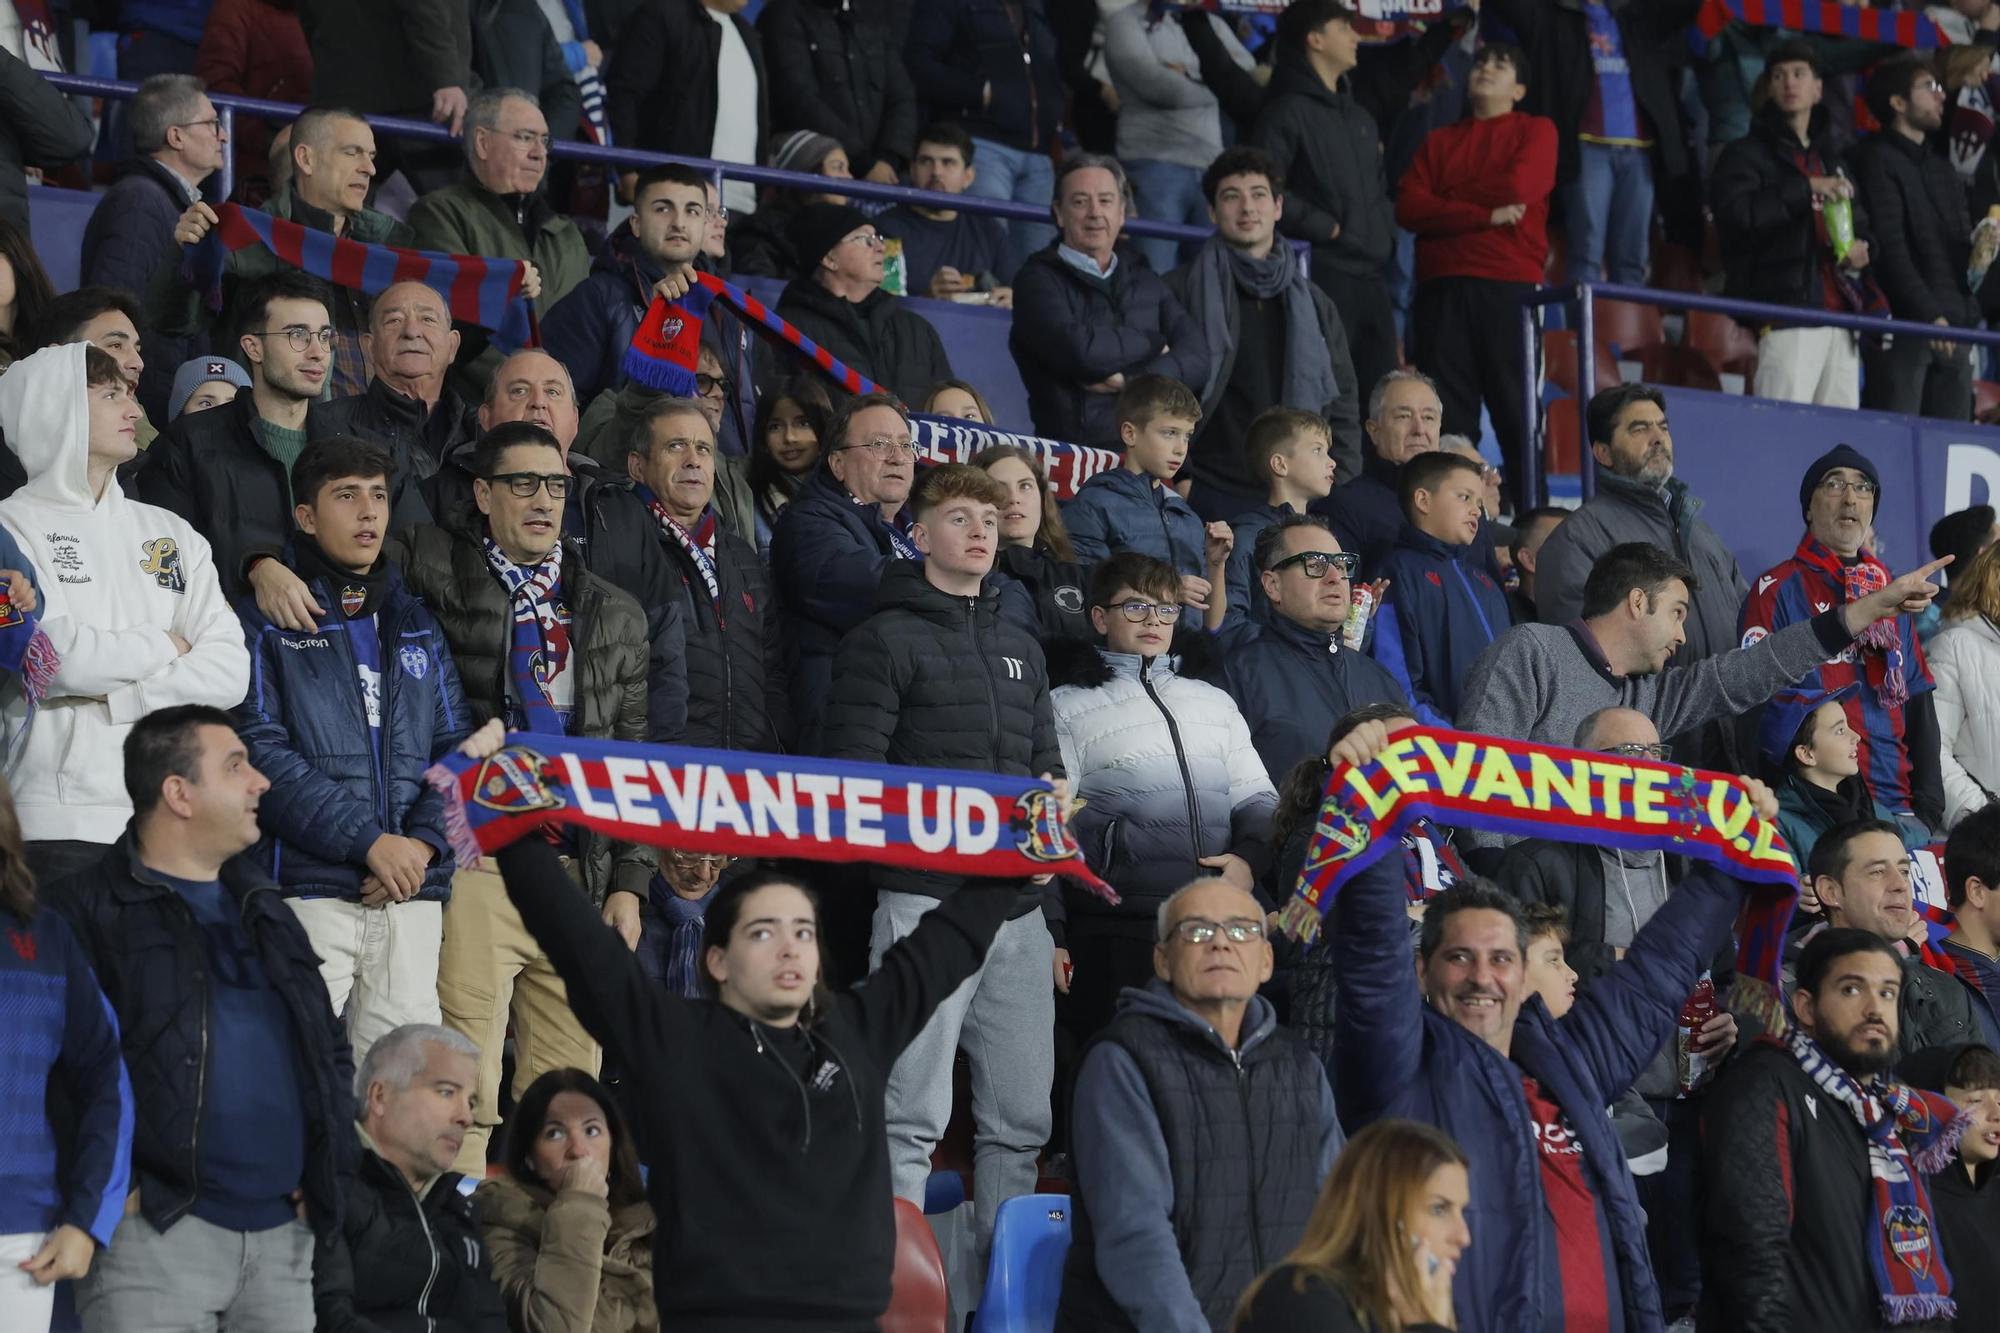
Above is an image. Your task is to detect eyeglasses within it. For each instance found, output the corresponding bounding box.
[1602,742,1672,762]
[842,436,917,460]
[1170,917,1266,946]
[174,117,224,135]
[1100,599,1180,624]
[667,850,732,868]
[1916,78,1945,95]
[1267,550,1359,581]
[484,472,573,499]
[1815,476,1879,498]
[694,372,730,396]
[253,325,335,351]
[843,231,887,250]
[499,128,554,149]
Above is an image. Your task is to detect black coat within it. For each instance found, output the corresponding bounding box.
[45,833,357,1241]
[606,0,768,157]
[300,0,474,119]
[995,542,1094,650]
[1235,1264,1451,1333]
[1008,244,1210,445]
[137,394,431,597]
[312,377,481,486]
[315,1145,508,1333]
[1250,59,1396,278]
[773,279,953,407]
[1483,0,1704,186]
[0,46,93,240]
[903,0,1064,155]
[1494,838,1688,985]
[469,0,584,140]
[1223,611,1409,786]
[80,157,195,306]
[758,0,917,176]
[1852,129,1989,327]
[1713,102,1874,315]
[821,560,1062,902]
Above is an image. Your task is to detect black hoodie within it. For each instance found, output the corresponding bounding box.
[1901,1041,2000,1330]
[1249,59,1396,276]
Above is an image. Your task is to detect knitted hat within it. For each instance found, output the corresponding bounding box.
[787,202,872,278]
[167,355,252,420]
[768,129,843,178]
[1799,443,1881,519]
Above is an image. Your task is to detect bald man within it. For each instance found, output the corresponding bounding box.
[313,281,480,486]
[1060,877,1342,1332]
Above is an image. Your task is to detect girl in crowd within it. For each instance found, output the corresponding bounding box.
[749,375,833,552]
[974,442,1094,646]
[477,1067,657,1333]
[1231,1118,1468,1333]
[921,378,996,423]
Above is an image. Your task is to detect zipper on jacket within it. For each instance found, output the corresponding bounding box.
[188,895,209,1208]
[1448,561,1497,642]
[1002,0,1040,149]
[1139,658,1205,866]
[328,580,393,831]
[970,599,1003,762]
[404,1169,443,1324]
[1232,1049,1266,1272]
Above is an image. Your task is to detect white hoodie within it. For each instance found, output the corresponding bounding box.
[0,343,250,843]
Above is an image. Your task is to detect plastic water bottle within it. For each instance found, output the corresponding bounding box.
[1676,972,1718,1098]
[1341,584,1373,652]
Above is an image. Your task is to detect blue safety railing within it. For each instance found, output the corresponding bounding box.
[43,72,1214,244]
[1519,281,2000,506]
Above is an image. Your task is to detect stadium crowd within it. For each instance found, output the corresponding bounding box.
[9,0,2000,1331]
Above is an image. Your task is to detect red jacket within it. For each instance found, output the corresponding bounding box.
[195,0,312,205]
[1397,110,1558,285]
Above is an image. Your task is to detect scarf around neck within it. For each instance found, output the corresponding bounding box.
[1800,536,1910,711]
[1184,236,1340,416]
[481,535,569,735]
[1777,1024,1964,1323]
[638,486,720,606]
[650,876,715,999]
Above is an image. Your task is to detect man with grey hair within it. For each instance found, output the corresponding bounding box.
[410,88,589,400]
[314,279,481,485]
[1009,152,1208,444]
[313,1023,508,1331]
[1059,873,1340,1331]
[1320,367,1446,571]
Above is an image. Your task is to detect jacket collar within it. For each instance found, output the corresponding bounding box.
[461,177,558,235]
[1268,607,1344,657]
[1117,977,1280,1057]
[1102,649,1179,684]
[122,153,201,205]
[1752,97,1832,151]
[1563,618,1625,685]
[1593,467,1681,514]
[1395,521,1466,562]
[873,557,998,624]
[107,825,274,908]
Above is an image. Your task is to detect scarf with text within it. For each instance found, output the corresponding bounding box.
[638,487,720,606]
[186,203,537,352]
[481,537,569,735]
[1777,1024,1963,1323]
[423,734,1116,896]
[1279,726,1801,1025]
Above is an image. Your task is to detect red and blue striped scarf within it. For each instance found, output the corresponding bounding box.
[638,489,720,607]
[481,537,569,736]
[624,270,881,399]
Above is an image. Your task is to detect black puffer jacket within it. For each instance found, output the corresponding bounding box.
[1851,128,1986,327]
[313,377,481,487]
[394,524,657,904]
[903,0,1064,155]
[1250,59,1396,279]
[45,833,357,1241]
[773,279,954,407]
[314,1143,508,1333]
[820,560,1062,904]
[759,0,917,176]
[605,0,768,157]
[1713,101,1874,315]
[1008,244,1210,444]
[996,542,1094,649]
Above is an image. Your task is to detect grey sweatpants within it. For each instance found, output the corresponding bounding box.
[871,890,1055,1251]
[78,1212,314,1333]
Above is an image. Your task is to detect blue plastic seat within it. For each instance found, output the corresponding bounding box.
[970,1193,1071,1333]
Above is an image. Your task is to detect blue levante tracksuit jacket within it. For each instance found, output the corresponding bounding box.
[1372,524,1513,725]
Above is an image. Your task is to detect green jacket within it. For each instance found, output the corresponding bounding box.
[409,179,591,398]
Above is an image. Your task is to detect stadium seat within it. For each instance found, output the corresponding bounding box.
[1684,309,1759,380]
[971,1193,1072,1333]
[1543,328,1622,397]
[1651,241,1705,294]
[1544,402,1584,477]
[1639,343,1725,393]
[1976,379,2000,421]
[883,1198,949,1333]
[1592,298,1667,361]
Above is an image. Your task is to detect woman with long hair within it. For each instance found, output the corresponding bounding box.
[0,776,132,1331]
[921,378,996,424]
[1233,1119,1470,1333]
[0,217,55,367]
[748,375,833,552]
[476,1067,658,1332]
[1929,539,2000,827]
[974,442,1093,646]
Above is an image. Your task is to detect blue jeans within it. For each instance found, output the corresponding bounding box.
[1562,141,1653,285]
[1124,158,1207,274]
[965,137,1056,282]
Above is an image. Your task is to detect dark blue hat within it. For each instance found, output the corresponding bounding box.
[1799,444,1880,520]
[1759,683,1860,770]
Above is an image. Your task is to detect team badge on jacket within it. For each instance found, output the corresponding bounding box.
[341,584,367,616]
[139,537,186,593]
[399,644,430,680]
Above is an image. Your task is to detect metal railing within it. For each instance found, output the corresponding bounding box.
[44,72,1214,244]
[1520,280,2000,505]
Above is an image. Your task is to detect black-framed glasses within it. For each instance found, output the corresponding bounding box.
[841,436,917,460]
[694,372,730,396]
[1171,917,1265,946]
[252,326,335,351]
[485,472,573,499]
[1602,741,1672,762]
[1100,598,1179,624]
[175,117,224,134]
[1268,550,1359,581]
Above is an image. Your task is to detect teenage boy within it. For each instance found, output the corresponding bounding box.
[1371,451,1513,725]
[1063,373,1233,631]
[820,462,1065,1259]
[1899,1041,2000,1319]
[233,439,471,1069]
[1943,805,2000,1050]
[1221,406,1339,645]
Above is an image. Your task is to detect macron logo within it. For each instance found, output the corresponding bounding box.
[1804,1094,1819,1121]
[1757,575,1777,595]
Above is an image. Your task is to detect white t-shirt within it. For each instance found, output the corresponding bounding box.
[706,4,760,216]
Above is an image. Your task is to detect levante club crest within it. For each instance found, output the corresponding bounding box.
[472,746,566,817]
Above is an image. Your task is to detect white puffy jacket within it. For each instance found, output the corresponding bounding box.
[1928,612,2000,830]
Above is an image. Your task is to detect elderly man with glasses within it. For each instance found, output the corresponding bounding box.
[1223,512,1409,784]
[1057,871,1341,1333]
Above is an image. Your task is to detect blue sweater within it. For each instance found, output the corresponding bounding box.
[1371,524,1512,725]
[0,907,132,1246]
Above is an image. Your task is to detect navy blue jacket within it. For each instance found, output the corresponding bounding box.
[1224,611,1409,784]
[1313,450,1402,575]
[1063,466,1206,631]
[1219,499,1292,650]
[233,568,472,903]
[1372,525,1512,726]
[769,461,914,743]
[1331,852,1746,1333]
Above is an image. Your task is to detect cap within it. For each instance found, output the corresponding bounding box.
[1799,443,1881,519]
[768,129,843,177]
[168,356,252,420]
[786,202,872,278]
[1757,683,1860,771]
